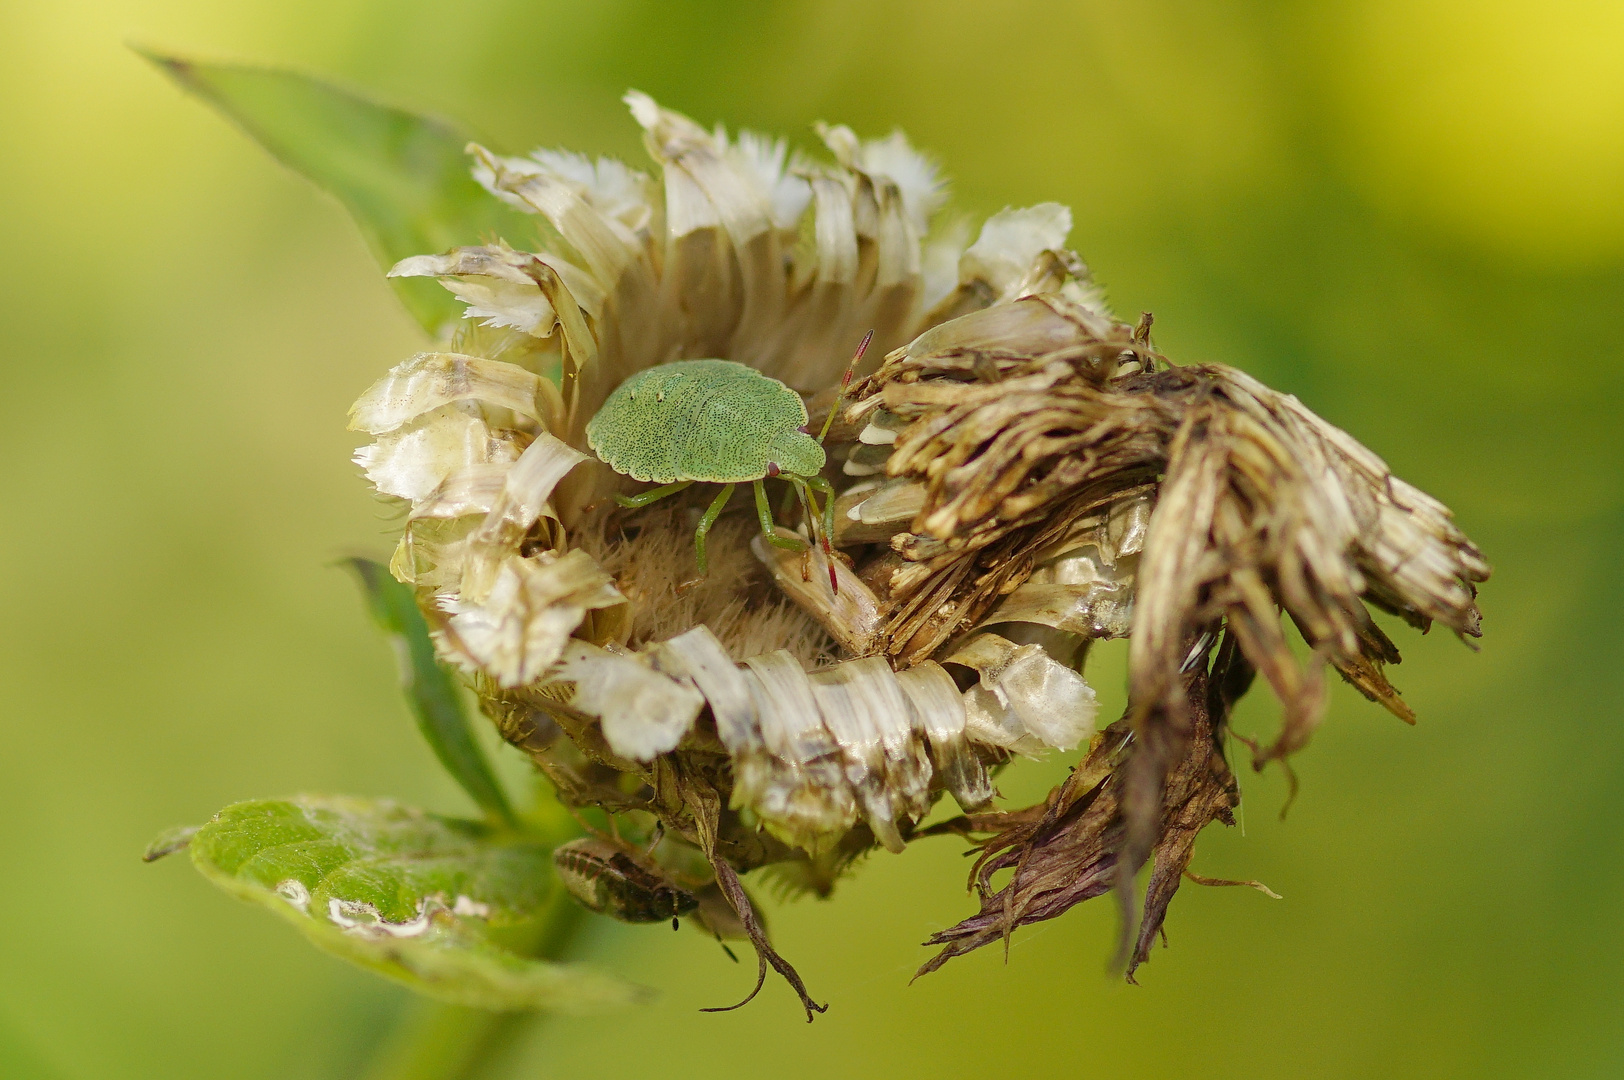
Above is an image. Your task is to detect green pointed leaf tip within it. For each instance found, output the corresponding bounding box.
[143,824,199,862]
[188,795,649,1012]
[137,47,537,334]
[345,557,516,826]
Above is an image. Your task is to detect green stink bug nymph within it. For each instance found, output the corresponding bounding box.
[584,334,871,592]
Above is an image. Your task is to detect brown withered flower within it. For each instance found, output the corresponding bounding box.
[347,93,1488,1013]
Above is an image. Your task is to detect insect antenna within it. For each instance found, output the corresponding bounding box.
[816,328,874,444]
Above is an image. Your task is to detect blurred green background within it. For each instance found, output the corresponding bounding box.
[3,1,1621,1077]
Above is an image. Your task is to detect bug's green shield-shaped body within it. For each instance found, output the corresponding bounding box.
[586,359,826,484]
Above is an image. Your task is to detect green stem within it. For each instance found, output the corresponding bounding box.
[359,901,589,1080]
[357,1004,528,1080]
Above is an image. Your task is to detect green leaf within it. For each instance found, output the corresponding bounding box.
[136,47,536,334]
[180,795,648,1012]
[344,557,516,826]
[142,824,198,862]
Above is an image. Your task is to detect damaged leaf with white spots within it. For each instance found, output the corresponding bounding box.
[163,796,647,1012]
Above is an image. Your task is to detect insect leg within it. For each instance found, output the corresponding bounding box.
[614,479,693,509]
[692,484,735,577]
[797,476,842,594]
[754,479,808,552]
[789,480,818,582]
[803,475,840,549]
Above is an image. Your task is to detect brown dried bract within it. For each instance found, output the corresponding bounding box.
[852,311,1489,978]
[918,633,1248,980]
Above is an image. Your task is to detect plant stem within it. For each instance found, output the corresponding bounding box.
[358,901,589,1080]
[357,1003,529,1080]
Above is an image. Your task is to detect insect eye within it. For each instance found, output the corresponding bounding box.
[766,462,781,477]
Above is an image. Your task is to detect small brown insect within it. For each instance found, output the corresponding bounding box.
[552,837,700,926]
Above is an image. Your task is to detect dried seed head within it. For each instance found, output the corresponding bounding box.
[347,92,1487,1005]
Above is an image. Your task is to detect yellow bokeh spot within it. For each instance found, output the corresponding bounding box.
[1331,0,1624,265]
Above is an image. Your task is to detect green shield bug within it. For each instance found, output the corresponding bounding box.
[552,836,700,927]
[585,333,871,592]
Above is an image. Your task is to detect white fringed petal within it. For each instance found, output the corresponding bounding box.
[470,145,643,288]
[818,125,945,237]
[960,683,1046,757]
[353,406,525,506]
[556,640,704,761]
[727,130,812,231]
[895,662,992,812]
[391,244,606,325]
[958,203,1074,299]
[438,552,625,688]
[408,464,512,522]
[946,632,1099,754]
[525,148,655,235]
[739,651,859,854]
[459,432,590,603]
[919,218,972,315]
[808,657,931,853]
[808,173,860,285]
[628,91,769,246]
[348,352,548,435]
[741,652,836,767]
[651,626,758,752]
[448,277,557,335]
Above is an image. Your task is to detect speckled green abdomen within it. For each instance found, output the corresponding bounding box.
[586,359,825,484]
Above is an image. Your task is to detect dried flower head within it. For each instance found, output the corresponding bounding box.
[347,93,1488,1012]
